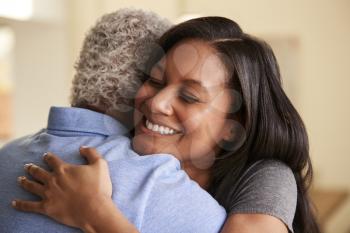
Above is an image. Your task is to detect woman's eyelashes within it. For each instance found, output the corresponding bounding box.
[179,90,200,104]
[145,75,201,104]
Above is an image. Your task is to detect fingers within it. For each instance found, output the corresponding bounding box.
[79,146,102,164]
[12,199,44,214]
[24,163,50,184]
[43,152,65,171]
[17,176,45,197]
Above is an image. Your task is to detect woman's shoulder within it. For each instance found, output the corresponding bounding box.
[228,159,297,232]
[232,159,297,196]
[243,159,296,183]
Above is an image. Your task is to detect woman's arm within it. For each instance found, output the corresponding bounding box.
[79,198,139,233]
[220,214,288,233]
[12,147,139,233]
[13,148,290,233]
[218,160,296,233]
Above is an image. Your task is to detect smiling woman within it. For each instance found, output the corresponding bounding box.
[133,39,234,179]
[132,16,321,233]
[9,15,320,233]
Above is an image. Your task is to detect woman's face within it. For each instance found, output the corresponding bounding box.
[133,39,233,168]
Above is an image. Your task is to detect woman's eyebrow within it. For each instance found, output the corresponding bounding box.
[182,79,209,95]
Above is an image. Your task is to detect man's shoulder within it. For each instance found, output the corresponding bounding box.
[0,130,45,155]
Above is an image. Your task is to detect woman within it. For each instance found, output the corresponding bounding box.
[13,17,320,233]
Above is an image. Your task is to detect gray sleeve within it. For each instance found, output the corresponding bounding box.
[228,160,297,233]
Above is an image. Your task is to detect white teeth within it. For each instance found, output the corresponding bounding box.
[152,124,159,131]
[164,128,170,134]
[159,126,164,134]
[145,119,176,135]
[146,120,152,130]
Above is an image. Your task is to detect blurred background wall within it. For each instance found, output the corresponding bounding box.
[0,0,349,232]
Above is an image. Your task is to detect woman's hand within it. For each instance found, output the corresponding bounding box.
[12,147,138,233]
[12,147,112,229]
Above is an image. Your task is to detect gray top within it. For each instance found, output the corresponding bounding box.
[227,160,297,232]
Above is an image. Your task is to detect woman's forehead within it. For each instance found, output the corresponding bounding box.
[156,40,229,88]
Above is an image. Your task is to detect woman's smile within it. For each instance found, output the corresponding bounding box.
[140,116,183,136]
[132,39,233,163]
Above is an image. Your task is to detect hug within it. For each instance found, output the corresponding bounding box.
[0,8,320,233]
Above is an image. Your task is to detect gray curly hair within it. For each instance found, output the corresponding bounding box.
[71,8,171,114]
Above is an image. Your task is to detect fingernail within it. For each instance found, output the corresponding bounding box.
[17,176,25,184]
[11,200,16,207]
[43,152,49,160]
[80,146,89,149]
[24,163,34,171]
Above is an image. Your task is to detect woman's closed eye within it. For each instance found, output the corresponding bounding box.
[145,75,201,104]
[179,90,200,104]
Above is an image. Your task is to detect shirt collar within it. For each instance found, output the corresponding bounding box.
[47,107,128,136]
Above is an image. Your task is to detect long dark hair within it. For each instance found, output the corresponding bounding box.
[149,17,320,233]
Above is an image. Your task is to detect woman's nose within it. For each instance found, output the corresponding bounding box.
[147,87,175,116]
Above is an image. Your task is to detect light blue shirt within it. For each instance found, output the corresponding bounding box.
[0,107,226,233]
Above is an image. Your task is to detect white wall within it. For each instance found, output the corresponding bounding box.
[12,21,70,136]
[0,0,70,138]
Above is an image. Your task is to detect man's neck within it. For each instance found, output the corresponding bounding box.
[83,105,106,115]
[73,104,133,130]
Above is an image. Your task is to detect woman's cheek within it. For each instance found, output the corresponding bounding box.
[179,109,209,134]
[181,119,199,134]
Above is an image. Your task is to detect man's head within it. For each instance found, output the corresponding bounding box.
[70,8,171,128]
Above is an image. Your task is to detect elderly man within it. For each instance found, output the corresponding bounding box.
[0,8,226,233]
